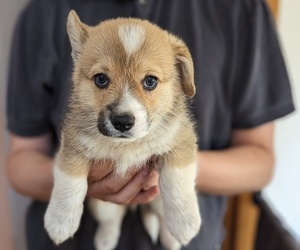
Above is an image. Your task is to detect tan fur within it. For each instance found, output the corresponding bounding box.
[45,10,201,249]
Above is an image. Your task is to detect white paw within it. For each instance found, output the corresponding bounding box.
[94,224,120,250]
[44,203,84,244]
[167,209,201,245]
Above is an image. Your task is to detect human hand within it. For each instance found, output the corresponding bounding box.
[87,160,160,205]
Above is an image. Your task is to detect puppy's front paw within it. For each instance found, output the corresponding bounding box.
[167,208,201,245]
[44,203,83,244]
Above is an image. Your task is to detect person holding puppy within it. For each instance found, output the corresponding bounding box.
[6,0,294,250]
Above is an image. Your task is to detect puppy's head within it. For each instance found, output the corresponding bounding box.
[67,11,195,141]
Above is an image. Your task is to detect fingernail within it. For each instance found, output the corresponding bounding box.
[141,167,151,176]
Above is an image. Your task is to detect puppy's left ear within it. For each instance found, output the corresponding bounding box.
[67,10,90,61]
[169,34,196,98]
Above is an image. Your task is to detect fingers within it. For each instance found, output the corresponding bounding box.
[102,167,152,204]
[87,166,149,200]
[87,159,160,205]
[130,186,160,205]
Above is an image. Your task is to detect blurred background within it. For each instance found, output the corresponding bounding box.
[0,0,299,249]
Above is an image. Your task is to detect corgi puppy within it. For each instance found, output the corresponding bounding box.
[45,10,201,250]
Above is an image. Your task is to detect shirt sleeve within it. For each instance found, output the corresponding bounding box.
[6,0,59,137]
[231,0,295,129]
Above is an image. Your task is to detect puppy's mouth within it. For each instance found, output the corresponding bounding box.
[98,125,132,139]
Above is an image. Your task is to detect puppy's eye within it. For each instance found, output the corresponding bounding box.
[143,75,158,91]
[94,73,110,88]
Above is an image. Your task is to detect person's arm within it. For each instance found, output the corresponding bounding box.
[197,122,274,195]
[7,133,54,201]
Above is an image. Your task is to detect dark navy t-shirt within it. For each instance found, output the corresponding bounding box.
[7,0,295,249]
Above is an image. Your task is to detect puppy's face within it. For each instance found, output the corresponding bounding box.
[67,11,195,141]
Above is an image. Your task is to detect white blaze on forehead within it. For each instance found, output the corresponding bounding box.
[118,24,145,57]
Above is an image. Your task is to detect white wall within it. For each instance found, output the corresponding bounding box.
[262,0,300,243]
[0,1,31,250]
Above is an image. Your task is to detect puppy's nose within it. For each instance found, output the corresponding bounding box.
[111,114,135,132]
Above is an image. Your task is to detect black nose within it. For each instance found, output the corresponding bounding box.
[111,114,135,132]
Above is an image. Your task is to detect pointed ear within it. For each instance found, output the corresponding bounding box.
[67,10,90,60]
[169,34,196,98]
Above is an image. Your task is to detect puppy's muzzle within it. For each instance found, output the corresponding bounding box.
[110,114,135,132]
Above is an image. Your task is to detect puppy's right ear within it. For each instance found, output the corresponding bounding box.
[67,10,90,61]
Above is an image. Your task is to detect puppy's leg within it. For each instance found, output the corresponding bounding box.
[159,160,201,245]
[140,203,160,244]
[89,198,126,250]
[44,155,89,244]
[149,196,181,250]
